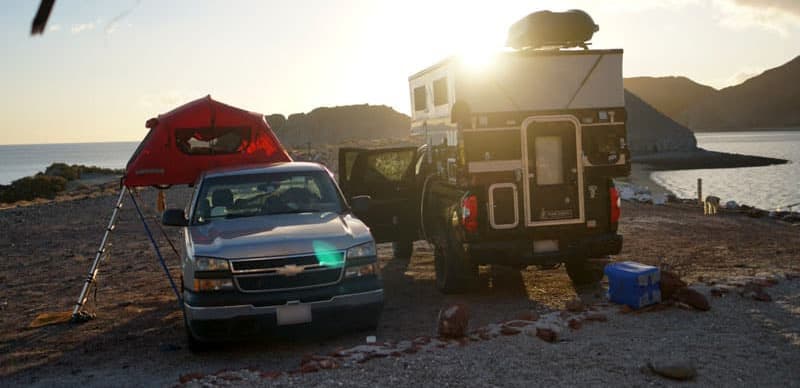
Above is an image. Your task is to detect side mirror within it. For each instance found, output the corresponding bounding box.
[350,195,371,214]
[162,209,188,226]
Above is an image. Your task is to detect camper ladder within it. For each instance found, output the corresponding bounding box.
[71,186,127,320]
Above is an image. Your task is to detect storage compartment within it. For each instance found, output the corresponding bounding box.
[488,183,519,229]
[604,261,661,309]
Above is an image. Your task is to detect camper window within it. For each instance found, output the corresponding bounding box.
[433,77,448,106]
[413,86,427,111]
[175,127,251,155]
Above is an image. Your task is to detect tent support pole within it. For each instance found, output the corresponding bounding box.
[128,190,183,307]
[71,186,127,320]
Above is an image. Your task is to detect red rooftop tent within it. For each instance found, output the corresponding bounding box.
[70,96,291,321]
[124,95,291,187]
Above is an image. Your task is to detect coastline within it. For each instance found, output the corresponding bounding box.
[623,149,790,199]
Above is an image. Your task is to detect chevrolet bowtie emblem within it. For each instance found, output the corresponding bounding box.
[276,264,304,276]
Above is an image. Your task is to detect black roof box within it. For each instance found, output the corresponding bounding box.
[506,10,599,50]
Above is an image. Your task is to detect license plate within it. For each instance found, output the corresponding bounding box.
[276,304,312,326]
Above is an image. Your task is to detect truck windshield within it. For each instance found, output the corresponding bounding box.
[191,170,344,224]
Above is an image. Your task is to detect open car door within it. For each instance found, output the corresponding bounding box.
[338,146,419,243]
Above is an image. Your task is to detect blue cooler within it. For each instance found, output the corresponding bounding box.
[604,262,661,309]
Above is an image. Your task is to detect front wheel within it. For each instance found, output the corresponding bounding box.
[565,259,605,287]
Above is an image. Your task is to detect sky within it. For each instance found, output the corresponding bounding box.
[1,0,799,145]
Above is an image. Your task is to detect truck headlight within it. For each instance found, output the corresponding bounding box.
[345,262,380,278]
[193,278,234,292]
[195,257,230,271]
[346,241,376,259]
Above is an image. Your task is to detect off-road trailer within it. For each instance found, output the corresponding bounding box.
[340,11,630,293]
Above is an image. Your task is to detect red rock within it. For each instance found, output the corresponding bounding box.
[568,318,582,330]
[438,303,469,338]
[500,325,522,335]
[661,270,688,300]
[259,371,283,379]
[179,372,205,384]
[300,362,319,373]
[516,311,540,321]
[412,336,431,345]
[618,305,633,314]
[675,288,711,311]
[565,298,585,312]
[535,328,558,343]
[584,312,608,322]
[318,358,340,369]
[506,320,530,328]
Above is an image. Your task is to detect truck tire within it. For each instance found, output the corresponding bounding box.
[565,259,605,286]
[434,228,479,294]
[392,240,414,260]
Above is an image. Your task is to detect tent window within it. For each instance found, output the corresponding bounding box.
[175,127,251,155]
[433,77,448,106]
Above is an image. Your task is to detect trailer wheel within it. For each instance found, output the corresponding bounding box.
[392,240,413,260]
[434,228,479,294]
[565,259,605,286]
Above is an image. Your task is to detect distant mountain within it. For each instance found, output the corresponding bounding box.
[623,55,800,131]
[266,104,410,147]
[624,90,697,154]
[683,55,800,130]
[267,96,696,156]
[624,76,717,126]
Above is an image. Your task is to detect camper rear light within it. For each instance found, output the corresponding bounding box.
[461,195,479,233]
[610,187,621,225]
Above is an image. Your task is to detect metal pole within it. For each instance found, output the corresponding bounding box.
[71,186,127,318]
[697,178,703,204]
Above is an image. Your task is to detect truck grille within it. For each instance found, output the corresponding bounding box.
[230,252,345,292]
[235,267,342,292]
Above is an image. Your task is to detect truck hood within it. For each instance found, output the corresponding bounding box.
[187,212,372,259]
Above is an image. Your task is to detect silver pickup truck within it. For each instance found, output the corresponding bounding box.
[162,162,383,350]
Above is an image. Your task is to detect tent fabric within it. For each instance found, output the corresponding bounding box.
[124,96,291,187]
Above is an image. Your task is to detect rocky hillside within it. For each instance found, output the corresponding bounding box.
[683,55,800,130]
[624,55,800,131]
[624,76,717,126]
[624,90,697,155]
[266,104,410,148]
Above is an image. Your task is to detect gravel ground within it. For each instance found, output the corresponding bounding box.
[1,186,799,387]
[256,280,800,388]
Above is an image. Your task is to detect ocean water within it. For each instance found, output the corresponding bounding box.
[651,131,800,210]
[0,142,138,185]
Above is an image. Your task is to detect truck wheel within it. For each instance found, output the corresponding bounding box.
[565,259,605,286]
[434,230,479,294]
[392,240,413,260]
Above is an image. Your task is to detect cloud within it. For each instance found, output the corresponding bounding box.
[731,0,800,18]
[48,24,61,32]
[70,22,95,34]
[139,90,201,110]
[713,0,800,36]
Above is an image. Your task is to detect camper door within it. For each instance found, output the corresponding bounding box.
[521,115,584,226]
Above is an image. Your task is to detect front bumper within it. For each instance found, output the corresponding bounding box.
[184,288,384,321]
[183,284,384,341]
